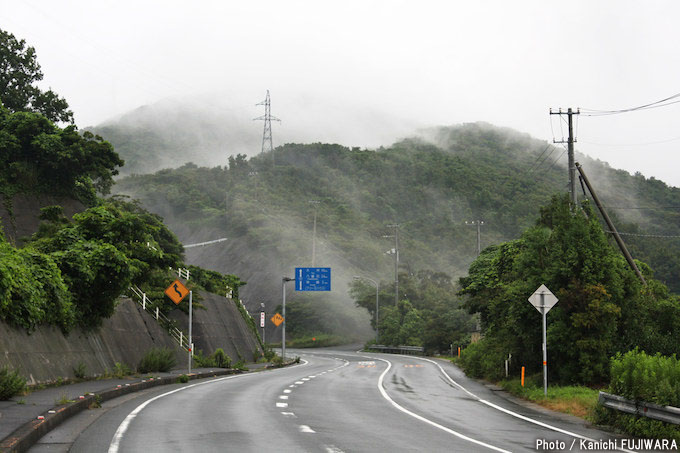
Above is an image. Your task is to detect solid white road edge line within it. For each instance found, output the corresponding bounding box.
[374,357,510,453]
[108,359,309,453]
[412,357,637,453]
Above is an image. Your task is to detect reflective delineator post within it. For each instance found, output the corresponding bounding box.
[521,366,525,387]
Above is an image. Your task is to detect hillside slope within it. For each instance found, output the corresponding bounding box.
[112,122,680,339]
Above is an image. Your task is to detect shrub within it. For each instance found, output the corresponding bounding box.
[212,348,231,368]
[113,362,132,378]
[609,349,680,407]
[458,339,506,381]
[73,361,87,379]
[137,348,176,373]
[593,349,680,441]
[177,374,189,383]
[0,366,26,400]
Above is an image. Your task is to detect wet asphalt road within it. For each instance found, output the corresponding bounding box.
[31,349,628,453]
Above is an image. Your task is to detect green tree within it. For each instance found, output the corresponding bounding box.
[0,29,73,123]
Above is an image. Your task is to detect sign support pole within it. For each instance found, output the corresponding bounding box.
[541,292,547,397]
[282,278,287,361]
[188,290,192,374]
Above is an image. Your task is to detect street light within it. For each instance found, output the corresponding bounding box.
[281,277,295,360]
[354,276,379,343]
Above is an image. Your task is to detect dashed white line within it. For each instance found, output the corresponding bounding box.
[281,412,297,418]
[295,381,304,384]
[276,402,288,408]
[279,395,289,400]
[283,389,292,394]
[299,425,316,433]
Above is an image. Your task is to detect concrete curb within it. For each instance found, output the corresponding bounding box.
[0,369,240,453]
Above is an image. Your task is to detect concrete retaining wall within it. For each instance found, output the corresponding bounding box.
[0,292,261,384]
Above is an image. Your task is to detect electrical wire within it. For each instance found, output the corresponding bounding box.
[604,230,680,239]
[581,92,680,116]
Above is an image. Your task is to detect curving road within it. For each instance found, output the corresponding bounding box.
[32,349,631,452]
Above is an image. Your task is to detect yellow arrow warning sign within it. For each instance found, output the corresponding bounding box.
[165,279,189,305]
[270,313,284,327]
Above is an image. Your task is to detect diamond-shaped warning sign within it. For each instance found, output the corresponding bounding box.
[165,280,189,305]
[270,313,284,327]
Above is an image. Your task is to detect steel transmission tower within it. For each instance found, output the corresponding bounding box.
[254,90,281,155]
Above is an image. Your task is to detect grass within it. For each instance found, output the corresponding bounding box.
[499,376,600,419]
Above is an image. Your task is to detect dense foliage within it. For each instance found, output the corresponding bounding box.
[594,349,680,441]
[112,126,680,341]
[458,195,680,385]
[0,108,124,204]
[0,199,186,331]
[0,28,73,123]
[349,270,476,352]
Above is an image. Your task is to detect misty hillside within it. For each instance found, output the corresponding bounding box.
[110,122,680,340]
[90,96,419,176]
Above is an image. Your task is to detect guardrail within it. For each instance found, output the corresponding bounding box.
[366,345,425,355]
[599,391,680,425]
[128,286,191,352]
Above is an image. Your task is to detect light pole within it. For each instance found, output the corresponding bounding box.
[354,276,379,343]
[309,200,320,267]
[281,277,294,360]
[383,224,399,306]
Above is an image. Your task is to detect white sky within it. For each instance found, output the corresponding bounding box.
[2,1,680,186]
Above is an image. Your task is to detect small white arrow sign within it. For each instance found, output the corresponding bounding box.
[528,284,559,314]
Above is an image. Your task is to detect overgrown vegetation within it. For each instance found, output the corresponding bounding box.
[194,348,232,369]
[137,348,176,373]
[0,366,26,400]
[594,350,680,440]
[457,195,680,386]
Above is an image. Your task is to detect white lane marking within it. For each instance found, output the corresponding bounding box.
[279,395,289,400]
[299,425,316,433]
[281,412,297,418]
[374,357,510,453]
[283,389,292,394]
[295,381,305,384]
[108,359,309,453]
[276,402,289,408]
[324,445,345,453]
[301,378,310,381]
[309,375,316,378]
[411,357,636,453]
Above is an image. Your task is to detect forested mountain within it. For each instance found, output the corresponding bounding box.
[111,122,680,342]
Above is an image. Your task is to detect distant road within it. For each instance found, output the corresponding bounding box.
[37,349,629,452]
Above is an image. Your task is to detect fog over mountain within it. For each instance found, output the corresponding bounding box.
[92,94,423,176]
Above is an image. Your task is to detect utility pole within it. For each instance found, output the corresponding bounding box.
[254,90,281,160]
[465,220,485,256]
[550,108,580,207]
[309,200,320,267]
[383,224,400,306]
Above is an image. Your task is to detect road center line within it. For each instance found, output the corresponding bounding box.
[373,357,510,453]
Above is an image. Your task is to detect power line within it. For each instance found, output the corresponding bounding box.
[581,92,680,116]
[604,230,680,239]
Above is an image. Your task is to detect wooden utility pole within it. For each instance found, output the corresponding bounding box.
[550,108,580,207]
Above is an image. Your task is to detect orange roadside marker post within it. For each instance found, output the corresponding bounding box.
[521,366,525,387]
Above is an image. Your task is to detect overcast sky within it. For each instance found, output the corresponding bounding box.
[3,1,680,186]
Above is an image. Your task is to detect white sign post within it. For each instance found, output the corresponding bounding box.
[528,284,558,396]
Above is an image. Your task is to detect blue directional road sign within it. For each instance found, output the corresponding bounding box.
[295,267,331,291]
